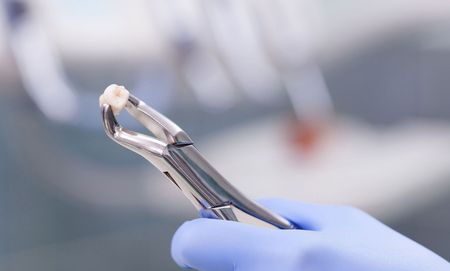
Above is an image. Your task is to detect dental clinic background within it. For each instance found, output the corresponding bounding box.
[1,0,450,270]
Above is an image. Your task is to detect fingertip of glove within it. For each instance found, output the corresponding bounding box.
[171,219,219,267]
[171,220,198,264]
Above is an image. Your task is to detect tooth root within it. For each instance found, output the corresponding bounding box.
[99,84,130,114]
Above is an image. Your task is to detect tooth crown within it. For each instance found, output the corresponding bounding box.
[99,84,130,115]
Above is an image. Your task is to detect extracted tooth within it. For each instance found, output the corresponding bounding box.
[99,84,130,114]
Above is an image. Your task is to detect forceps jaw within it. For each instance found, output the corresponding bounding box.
[127,95,193,145]
[100,104,167,158]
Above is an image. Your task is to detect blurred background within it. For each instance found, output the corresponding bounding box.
[1,0,450,270]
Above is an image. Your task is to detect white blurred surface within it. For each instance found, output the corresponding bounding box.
[2,0,450,63]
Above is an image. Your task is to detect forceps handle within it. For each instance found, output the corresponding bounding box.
[162,144,296,230]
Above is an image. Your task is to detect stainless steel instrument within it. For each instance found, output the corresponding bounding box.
[100,93,295,229]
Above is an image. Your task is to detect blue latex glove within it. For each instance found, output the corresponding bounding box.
[171,199,450,271]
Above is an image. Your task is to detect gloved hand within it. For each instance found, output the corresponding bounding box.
[171,199,450,271]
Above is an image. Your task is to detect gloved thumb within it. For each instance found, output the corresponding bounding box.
[171,206,318,271]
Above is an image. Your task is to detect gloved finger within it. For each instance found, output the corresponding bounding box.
[171,218,313,271]
[258,198,339,230]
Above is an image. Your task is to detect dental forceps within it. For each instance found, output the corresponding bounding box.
[100,94,295,229]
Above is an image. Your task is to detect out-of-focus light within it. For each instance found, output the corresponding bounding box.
[10,20,78,122]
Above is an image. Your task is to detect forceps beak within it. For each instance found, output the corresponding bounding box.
[101,104,166,158]
[124,94,193,145]
[100,94,182,158]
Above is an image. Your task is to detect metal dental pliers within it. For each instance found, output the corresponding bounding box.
[100,94,295,229]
